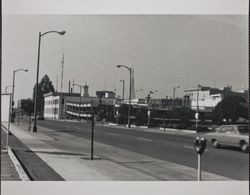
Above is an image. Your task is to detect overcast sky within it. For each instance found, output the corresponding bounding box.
[2,15,248,102]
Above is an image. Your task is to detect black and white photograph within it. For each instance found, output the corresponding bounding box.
[1,0,248,195]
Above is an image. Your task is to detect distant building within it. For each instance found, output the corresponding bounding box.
[83,84,89,97]
[44,89,116,120]
[115,96,191,112]
[184,85,248,112]
[96,90,116,98]
[44,92,80,119]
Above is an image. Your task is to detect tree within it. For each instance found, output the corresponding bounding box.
[20,98,34,116]
[172,107,195,124]
[213,95,248,123]
[33,75,55,114]
[135,108,147,126]
[118,104,128,125]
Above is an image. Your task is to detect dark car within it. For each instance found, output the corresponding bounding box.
[31,115,45,121]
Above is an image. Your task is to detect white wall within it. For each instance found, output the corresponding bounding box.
[1,94,11,122]
[44,95,60,119]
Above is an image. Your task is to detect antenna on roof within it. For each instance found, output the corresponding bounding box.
[60,53,64,92]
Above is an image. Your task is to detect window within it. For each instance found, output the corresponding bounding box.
[237,126,249,134]
[218,127,226,133]
[223,126,235,134]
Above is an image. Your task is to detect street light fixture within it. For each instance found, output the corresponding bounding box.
[33,30,66,132]
[73,83,82,121]
[11,68,29,122]
[173,85,180,99]
[117,65,132,128]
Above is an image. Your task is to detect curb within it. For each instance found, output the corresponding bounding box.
[8,147,30,181]
[1,124,8,134]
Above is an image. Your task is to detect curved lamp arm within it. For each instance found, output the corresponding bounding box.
[41,31,66,37]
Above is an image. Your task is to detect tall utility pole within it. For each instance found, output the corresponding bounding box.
[117,65,132,128]
[11,69,29,122]
[196,85,202,130]
[60,53,64,92]
[33,30,65,132]
[73,83,82,121]
[120,79,125,99]
[173,85,180,99]
[56,75,58,92]
[72,78,75,93]
[147,91,155,128]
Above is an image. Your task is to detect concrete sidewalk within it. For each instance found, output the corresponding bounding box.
[1,150,21,181]
[1,129,21,181]
[5,122,231,181]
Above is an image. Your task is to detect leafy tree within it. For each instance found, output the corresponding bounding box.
[135,108,148,126]
[33,75,55,114]
[20,98,34,116]
[172,107,195,124]
[118,104,128,124]
[213,95,248,123]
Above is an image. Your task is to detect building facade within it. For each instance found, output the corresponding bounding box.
[44,91,116,120]
[44,92,80,119]
[184,85,248,112]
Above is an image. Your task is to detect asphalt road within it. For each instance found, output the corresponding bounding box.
[36,119,248,180]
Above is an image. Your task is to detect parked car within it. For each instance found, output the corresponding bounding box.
[31,115,45,121]
[205,125,249,152]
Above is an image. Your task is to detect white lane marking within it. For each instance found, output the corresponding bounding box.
[109,133,119,136]
[184,146,208,152]
[137,137,152,142]
[184,146,193,149]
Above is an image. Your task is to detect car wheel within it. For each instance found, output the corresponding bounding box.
[212,140,220,148]
[240,142,248,153]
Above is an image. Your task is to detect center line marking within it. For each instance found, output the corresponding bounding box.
[137,137,152,142]
[109,133,119,136]
[184,146,193,149]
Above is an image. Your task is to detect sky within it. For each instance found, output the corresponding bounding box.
[2,15,248,102]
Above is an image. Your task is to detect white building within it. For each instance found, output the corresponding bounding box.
[184,85,247,112]
[44,92,80,119]
[44,91,116,120]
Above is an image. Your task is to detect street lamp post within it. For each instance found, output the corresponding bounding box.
[196,85,202,130]
[11,69,29,122]
[120,79,125,100]
[173,85,180,99]
[147,91,155,128]
[33,30,65,132]
[117,65,132,128]
[73,83,82,121]
[147,93,151,128]
[5,85,13,93]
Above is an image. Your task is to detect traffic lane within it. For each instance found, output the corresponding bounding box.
[93,126,248,180]
[37,119,248,160]
[38,119,196,144]
[37,120,248,180]
[37,120,199,153]
[38,119,248,158]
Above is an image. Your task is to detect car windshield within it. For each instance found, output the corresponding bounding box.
[238,126,249,134]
